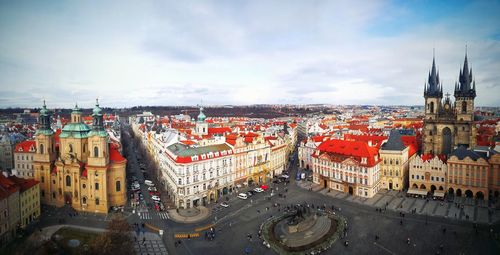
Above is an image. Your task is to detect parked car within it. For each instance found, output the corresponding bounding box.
[254,187,264,193]
[237,193,248,200]
[144,180,154,186]
[220,202,229,208]
[148,187,157,192]
[149,191,160,196]
[246,191,254,196]
[151,195,161,201]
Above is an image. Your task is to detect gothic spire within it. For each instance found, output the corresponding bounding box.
[455,46,476,98]
[424,51,442,98]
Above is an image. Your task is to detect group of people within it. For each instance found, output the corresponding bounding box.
[205,227,216,241]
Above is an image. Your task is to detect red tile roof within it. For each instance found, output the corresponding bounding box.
[401,135,418,157]
[0,174,20,195]
[7,176,39,192]
[14,140,36,153]
[109,143,126,163]
[208,127,231,135]
[315,139,380,167]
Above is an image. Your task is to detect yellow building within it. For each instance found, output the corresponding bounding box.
[7,176,40,228]
[33,100,127,214]
[379,130,416,191]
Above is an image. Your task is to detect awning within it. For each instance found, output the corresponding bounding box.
[407,188,428,196]
[433,191,445,197]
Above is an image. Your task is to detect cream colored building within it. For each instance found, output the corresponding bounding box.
[33,101,127,214]
[13,140,36,178]
[7,176,40,228]
[379,130,415,191]
[409,155,447,194]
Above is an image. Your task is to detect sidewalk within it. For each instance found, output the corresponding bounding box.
[168,206,211,223]
[296,180,500,224]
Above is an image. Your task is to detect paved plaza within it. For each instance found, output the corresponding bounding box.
[300,181,498,224]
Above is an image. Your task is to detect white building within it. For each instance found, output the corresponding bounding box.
[312,139,382,198]
[12,140,36,178]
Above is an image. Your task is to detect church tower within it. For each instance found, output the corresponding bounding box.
[88,99,109,167]
[195,106,208,135]
[33,101,57,204]
[424,54,443,120]
[454,51,476,122]
[453,50,477,148]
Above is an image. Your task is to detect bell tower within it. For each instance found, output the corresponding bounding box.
[195,105,208,135]
[33,100,56,203]
[88,99,109,167]
[454,50,476,122]
[424,53,443,121]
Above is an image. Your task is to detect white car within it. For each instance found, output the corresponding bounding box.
[144,180,154,186]
[151,195,161,201]
[148,187,157,192]
[237,193,248,200]
[254,187,264,193]
[220,202,229,208]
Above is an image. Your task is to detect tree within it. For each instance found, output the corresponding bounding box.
[89,216,133,255]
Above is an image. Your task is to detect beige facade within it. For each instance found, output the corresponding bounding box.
[13,141,36,178]
[489,153,500,198]
[380,147,410,191]
[34,102,126,214]
[409,155,447,192]
[447,154,489,200]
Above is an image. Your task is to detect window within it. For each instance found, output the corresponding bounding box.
[69,144,73,153]
[462,101,467,113]
[95,198,100,205]
[40,144,44,154]
[66,176,71,186]
[41,176,45,183]
[82,184,86,189]
[94,146,99,157]
[52,179,55,184]
[82,197,87,204]
[52,192,56,199]
[116,181,121,192]
[95,183,99,190]
[429,101,434,113]
[41,190,45,197]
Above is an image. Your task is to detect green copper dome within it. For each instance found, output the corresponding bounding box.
[92,99,102,116]
[197,107,206,122]
[39,100,49,116]
[72,103,81,114]
[60,122,91,138]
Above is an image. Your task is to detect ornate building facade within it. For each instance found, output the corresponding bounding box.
[423,53,477,155]
[33,101,126,213]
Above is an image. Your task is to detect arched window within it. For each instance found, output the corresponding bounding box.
[66,176,71,186]
[69,144,73,153]
[94,146,99,157]
[116,181,121,192]
[40,144,44,154]
[82,197,87,204]
[462,101,467,113]
[429,102,435,113]
[95,198,100,205]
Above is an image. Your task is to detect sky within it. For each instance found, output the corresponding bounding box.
[0,0,499,108]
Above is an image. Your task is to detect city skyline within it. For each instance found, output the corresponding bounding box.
[1,0,500,108]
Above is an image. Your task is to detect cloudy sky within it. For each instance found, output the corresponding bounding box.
[0,0,499,108]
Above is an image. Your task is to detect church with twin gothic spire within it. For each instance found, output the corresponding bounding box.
[423,51,477,156]
[33,100,127,213]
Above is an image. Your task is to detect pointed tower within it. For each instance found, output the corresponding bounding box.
[88,99,109,167]
[195,105,208,135]
[424,53,443,120]
[454,49,476,122]
[33,101,57,204]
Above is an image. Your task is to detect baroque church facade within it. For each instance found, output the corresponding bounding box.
[423,52,477,155]
[33,100,126,213]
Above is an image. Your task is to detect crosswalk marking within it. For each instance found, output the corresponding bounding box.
[139,212,151,220]
[158,212,170,219]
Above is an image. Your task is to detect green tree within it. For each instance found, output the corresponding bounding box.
[89,216,132,255]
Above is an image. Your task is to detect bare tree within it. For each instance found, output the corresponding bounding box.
[89,216,132,255]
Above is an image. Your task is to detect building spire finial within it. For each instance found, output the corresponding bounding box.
[96,98,99,106]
